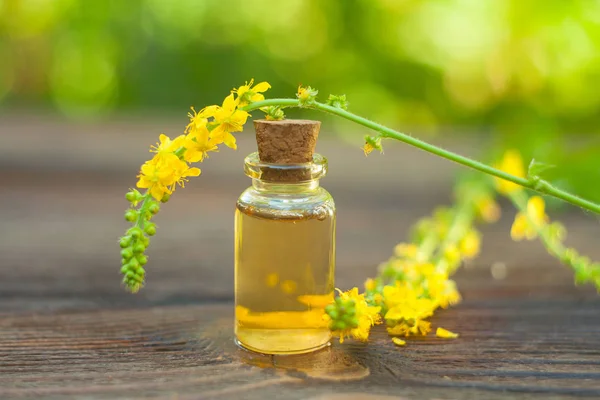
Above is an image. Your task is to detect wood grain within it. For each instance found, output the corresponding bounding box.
[0,118,599,399]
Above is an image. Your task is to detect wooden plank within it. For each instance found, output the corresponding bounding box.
[0,298,598,399]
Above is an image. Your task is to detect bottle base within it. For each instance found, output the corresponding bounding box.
[235,328,331,355]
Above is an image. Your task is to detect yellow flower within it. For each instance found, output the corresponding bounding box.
[459,230,481,260]
[511,196,548,240]
[186,106,216,133]
[234,79,271,106]
[511,214,532,240]
[371,292,383,306]
[184,121,219,162]
[394,243,418,259]
[141,133,200,198]
[475,195,501,223]
[330,287,382,343]
[428,276,461,309]
[364,278,376,291]
[136,159,178,201]
[392,337,406,346]
[387,320,431,337]
[297,85,318,104]
[494,150,526,195]
[209,93,250,149]
[363,135,383,156]
[150,134,185,163]
[527,196,548,223]
[383,283,417,313]
[383,283,435,336]
[436,327,459,339]
[442,244,461,268]
[415,262,436,278]
[170,159,201,189]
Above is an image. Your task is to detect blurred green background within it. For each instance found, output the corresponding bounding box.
[1,0,599,200]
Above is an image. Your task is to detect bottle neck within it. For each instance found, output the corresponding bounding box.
[251,179,321,193]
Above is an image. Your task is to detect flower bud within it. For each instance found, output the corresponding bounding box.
[125,191,137,203]
[144,223,157,236]
[137,254,148,266]
[133,243,146,253]
[135,268,145,279]
[297,85,319,106]
[128,227,143,239]
[562,248,579,264]
[326,94,349,110]
[161,193,171,203]
[549,222,566,243]
[140,235,150,247]
[121,248,134,259]
[119,236,132,248]
[330,320,346,331]
[325,304,338,320]
[148,203,160,215]
[130,257,140,269]
[262,106,285,121]
[347,316,359,329]
[124,210,137,222]
[120,265,129,274]
[363,135,383,156]
[575,267,591,284]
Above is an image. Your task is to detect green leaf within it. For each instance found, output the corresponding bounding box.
[528,159,555,178]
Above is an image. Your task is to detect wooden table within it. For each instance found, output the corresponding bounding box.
[1,117,599,399]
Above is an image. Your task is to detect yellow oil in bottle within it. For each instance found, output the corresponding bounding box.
[234,204,335,354]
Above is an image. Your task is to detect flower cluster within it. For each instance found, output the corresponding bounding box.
[496,150,600,291]
[327,180,495,344]
[324,288,382,343]
[119,79,270,292]
[119,189,160,292]
[327,148,599,345]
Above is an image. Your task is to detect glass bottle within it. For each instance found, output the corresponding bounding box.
[234,152,336,354]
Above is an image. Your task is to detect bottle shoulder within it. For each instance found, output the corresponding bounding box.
[236,186,335,220]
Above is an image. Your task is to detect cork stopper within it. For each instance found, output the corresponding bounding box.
[254,119,321,182]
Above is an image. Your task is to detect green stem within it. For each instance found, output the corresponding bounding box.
[135,194,152,230]
[242,99,600,214]
[416,233,439,264]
